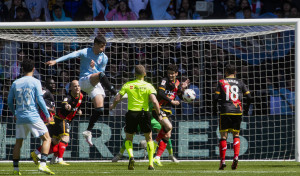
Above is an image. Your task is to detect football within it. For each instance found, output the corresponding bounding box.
[182,89,196,103]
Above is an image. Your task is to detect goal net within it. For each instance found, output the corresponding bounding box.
[0,20,298,161]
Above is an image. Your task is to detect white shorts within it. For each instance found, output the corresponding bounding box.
[79,75,105,99]
[16,121,48,139]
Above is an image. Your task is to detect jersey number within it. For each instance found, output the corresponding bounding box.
[16,88,32,107]
[224,85,239,101]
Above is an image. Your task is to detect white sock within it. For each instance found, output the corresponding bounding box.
[155,156,160,159]
[58,158,63,162]
[40,162,46,167]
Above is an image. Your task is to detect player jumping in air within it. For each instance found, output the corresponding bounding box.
[213,64,252,170]
[46,35,117,146]
[152,64,189,166]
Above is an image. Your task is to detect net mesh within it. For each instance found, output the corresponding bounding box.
[0,23,296,161]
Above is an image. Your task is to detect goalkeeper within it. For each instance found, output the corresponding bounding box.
[111,102,179,163]
[46,35,117,147]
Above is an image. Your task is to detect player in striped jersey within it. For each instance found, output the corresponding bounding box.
[213,64,252,170]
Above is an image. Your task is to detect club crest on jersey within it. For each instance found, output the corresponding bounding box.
[130,86,134,89]
[161,80,166,85]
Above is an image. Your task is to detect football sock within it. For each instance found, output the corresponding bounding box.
[120,140,126,155]
[98,72,117,95]
[156,139,168,157]
[156,129,166,142]
[167,139,173,155]
[87,108,103,131]
[40,153,48,163]
[219,139,227,161]
[233,137,240,159]
[13,159,19,169]
[58,141,68,159]
[125,140,134,159]
[147,141,154,166]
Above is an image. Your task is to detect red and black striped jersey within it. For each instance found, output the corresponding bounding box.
[56,92,83,121]
[157,77,183,111]
[215,78,250,115]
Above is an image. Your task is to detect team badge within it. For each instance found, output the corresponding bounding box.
[161,80,166,85]
[130,86,134,89]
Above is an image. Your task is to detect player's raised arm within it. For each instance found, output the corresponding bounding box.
[46,50,83,66]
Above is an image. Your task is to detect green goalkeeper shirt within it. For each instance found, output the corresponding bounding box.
[119,79,156,111]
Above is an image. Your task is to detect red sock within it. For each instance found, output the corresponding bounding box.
[233,137,240,159]
[52,144,59,153]
[156,140,167,157]
[155,129,166,142]
[37,146,42,153]
[219,139,227,161]
[58,141,68,158]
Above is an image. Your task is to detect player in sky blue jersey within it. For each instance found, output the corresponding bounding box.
[8,59,55,175]
[46,35,116,146]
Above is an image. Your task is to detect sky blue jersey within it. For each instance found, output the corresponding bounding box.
[55,48,108,78]
[7,76,50,124]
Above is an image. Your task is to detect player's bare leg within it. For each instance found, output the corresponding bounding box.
[13,139,23,175]
[232,132,240,170]
[38,132,55,175]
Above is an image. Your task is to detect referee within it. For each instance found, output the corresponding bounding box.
[110,65,162,171]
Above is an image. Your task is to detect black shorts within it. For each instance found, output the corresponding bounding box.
[124,110,152,134]
[219,115,242,133]
[48,117,70,139]
[152,109,173,122]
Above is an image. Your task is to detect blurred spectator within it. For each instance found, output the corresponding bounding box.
[24,0,51,21]
[64,0,84,19]
[282,1,291,18]
[273,7,283,18]
[8,0,29,21]
[235,0,251,19]
[13,6,31,21]
[50,0,72,20]
[178,0,201,19]
[138,9,150,20]
[150,0,173,20]
[9,50,25,80]
[279,78,295,115]
[93,0,106,21]
[243,6,252,19]
[52,5,78,52]
[0,0,8,22]
[290,6,299,18]
[248,0,262,18]
[128,0,149,18]
[104,0,117,17]
[106,0,137,21]
[58,70,70,95]
[225,0,237,17]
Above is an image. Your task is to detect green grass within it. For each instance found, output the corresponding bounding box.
[1,161,300,176]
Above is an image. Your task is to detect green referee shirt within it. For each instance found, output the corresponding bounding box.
[119,80,157,111]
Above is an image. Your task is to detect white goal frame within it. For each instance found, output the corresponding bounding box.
[0,18,299,162]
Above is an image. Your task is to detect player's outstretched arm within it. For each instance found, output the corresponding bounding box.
[46,60,57,66]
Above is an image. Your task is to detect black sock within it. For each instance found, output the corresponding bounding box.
[99,72,117,95]
[87,108,104,131]
[13,159,19,168]
[40,153,48,163]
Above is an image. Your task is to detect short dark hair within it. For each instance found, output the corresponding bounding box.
[94,35,106,45]
[135,65,146,76]
[225,64,236,75]
[22,59,35,73]
[167,64,178,72]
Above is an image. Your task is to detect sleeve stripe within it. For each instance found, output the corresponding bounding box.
[244,91,250,95]
[158,87,165,91]
[215,91,220,94]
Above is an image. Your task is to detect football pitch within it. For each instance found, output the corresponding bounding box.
[1,161,300,176]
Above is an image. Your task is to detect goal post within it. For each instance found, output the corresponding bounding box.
[0,19,299,162]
